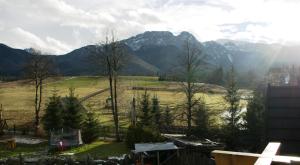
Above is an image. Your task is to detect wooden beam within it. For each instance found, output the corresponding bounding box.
[273,155,300,164]
[213,150,300,165]
[254,142,281,165]
[212,141,300,165]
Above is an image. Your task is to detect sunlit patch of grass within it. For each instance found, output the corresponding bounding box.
[63,140,129,159]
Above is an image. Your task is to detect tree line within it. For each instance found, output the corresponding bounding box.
[24,33,266,152]
[126,37,266,151]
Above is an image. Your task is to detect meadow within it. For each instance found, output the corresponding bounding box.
[0,76,250,130]
[0,76,252,159]
[0,140,129,159]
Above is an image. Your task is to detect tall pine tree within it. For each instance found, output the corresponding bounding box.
[151,95,161,128]
[164,106,173,129]
[245,90,265,152]
[224,66,242,149]
[82,112,101,143]
[139,90,151,127]
[63,88,86,129]
[193,101,209,138]
[42,92,64,134]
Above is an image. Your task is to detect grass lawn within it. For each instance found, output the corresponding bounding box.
[0,142,48,159]
[0,76,251,128]
[0,76,252,159]
[63,140,129,159]
[0,140,129,160]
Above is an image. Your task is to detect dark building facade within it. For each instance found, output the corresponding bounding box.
[266,85,300,154]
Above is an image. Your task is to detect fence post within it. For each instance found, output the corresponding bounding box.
[85,154,94,165]
[19,153,24,165]
[254,142,280,165]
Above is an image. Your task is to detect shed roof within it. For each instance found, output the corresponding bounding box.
[134,142,178,153]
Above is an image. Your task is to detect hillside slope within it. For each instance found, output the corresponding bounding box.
[1,31,300,77]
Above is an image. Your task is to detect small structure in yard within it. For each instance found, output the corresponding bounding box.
[49,129,83,150]
[6,138,16,149]
[105,97,112,108]
[132,142,179,165]
[160,134,224,165]
[132,141,216,165]
[163,134,224,153]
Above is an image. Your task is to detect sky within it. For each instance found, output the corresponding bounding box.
[0,0,300,54]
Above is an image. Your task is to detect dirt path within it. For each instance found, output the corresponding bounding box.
[79,88,109,102]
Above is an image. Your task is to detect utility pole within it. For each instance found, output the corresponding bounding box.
[131,97,136,126]
[0,104,3,120]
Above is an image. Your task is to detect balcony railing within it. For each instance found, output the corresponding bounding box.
[212,142,300,165]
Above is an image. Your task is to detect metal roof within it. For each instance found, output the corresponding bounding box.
[134,142,178,153]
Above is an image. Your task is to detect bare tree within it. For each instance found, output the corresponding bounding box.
[92,33,127,141]
[25,49,53,135]
[177,38,205,136]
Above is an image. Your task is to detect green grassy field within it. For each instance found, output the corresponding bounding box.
[0,76,250,130]
[0,140,129,159]
[0,76,252,159]
[0,142,48,159]
[63,140,129,159]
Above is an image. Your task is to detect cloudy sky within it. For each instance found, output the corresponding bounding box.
[0,0,300,54]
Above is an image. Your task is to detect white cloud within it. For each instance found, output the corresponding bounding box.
[0,27,71,54]
[0,27,45,50]
[1,0,300,54]
[45,37,72,54]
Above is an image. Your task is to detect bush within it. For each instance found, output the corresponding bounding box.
[125,125,164,149]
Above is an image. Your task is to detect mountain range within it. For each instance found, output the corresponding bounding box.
[1,31,300,79]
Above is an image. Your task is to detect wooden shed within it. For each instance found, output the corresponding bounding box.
[132,142,179,165]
